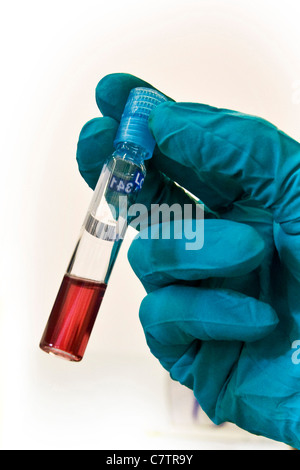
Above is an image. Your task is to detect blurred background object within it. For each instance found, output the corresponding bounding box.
[0,0,299,450]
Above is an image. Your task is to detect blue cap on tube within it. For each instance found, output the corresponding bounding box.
[114,87,168,160]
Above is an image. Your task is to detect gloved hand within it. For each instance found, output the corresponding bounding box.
[76,73,300,448]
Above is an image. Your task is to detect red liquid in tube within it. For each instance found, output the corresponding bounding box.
[40,274,107,362]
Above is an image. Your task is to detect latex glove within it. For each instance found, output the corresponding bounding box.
[76,73,300,448]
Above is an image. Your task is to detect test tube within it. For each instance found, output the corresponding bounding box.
[39,87,168,362]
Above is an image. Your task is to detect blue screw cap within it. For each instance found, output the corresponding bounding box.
[114,87,168,160]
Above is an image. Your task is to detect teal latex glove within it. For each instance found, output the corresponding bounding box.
[76,73,300,448]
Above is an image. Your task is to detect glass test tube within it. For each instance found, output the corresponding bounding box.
[39,87,168,362]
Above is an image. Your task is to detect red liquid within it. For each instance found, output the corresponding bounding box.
[40,274,107,362]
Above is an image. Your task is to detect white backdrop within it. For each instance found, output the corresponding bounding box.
[0,0,299,450]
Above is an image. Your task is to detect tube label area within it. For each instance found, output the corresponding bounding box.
[108,170,144,194]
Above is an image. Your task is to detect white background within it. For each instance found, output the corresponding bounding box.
[0,0,299,450]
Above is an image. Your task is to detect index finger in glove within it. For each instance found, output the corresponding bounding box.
[149,101,300,230]
[95,72,172,121]
[78,73,241,210]
[76,74,199,212]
